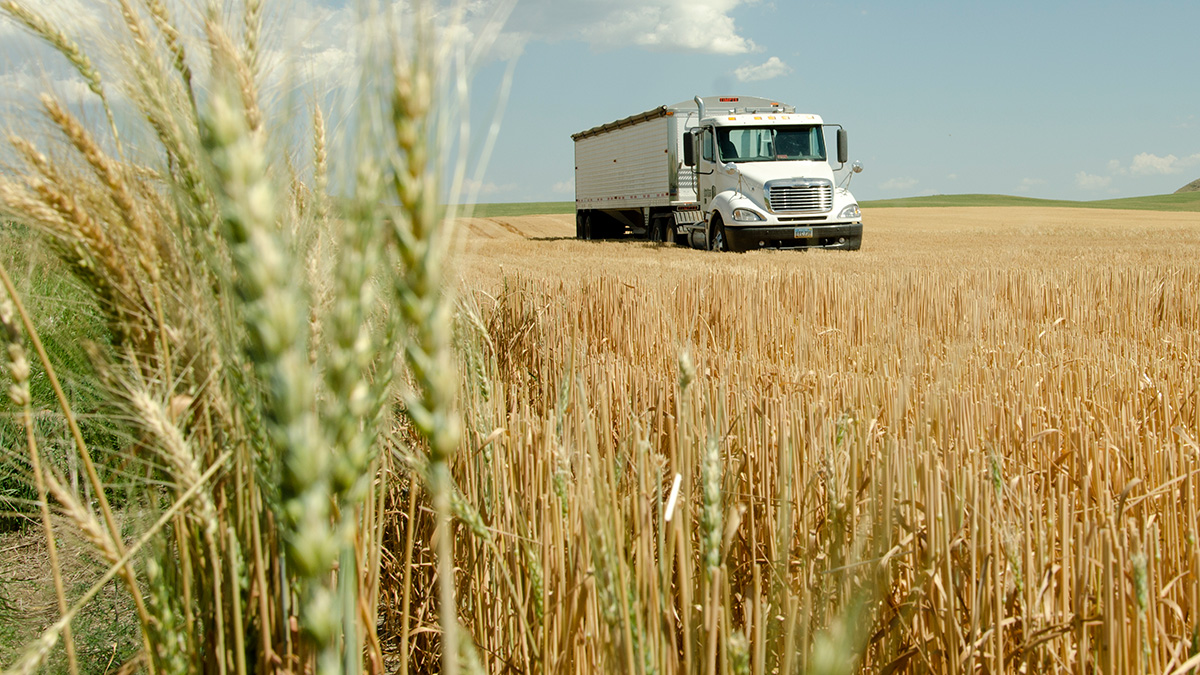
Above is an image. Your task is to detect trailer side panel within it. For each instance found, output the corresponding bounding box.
[574,116,672,210]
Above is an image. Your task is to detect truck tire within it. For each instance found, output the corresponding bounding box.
[582,211,594,240]
[708,215,730,252]
[575,211,586,239]
[845,235,862,251]
[650,215,672,243]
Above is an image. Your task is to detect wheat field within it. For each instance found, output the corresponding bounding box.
[409,207,1200,673]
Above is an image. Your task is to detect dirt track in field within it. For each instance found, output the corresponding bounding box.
[459,214,575,241]
[455,207,1200,287]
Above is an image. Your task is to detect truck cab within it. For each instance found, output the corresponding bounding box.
[682,96,862,252]
[571,95,862,251]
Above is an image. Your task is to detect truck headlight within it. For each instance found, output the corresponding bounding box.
[732,208,764,222]
[838,204,861,219]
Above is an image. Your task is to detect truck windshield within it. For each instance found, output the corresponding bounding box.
[715,126,826,163]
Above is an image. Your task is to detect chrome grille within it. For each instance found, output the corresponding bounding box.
[767,182,832,213]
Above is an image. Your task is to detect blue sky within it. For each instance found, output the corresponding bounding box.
[2,1,1197,204]
[459,0,1200,203]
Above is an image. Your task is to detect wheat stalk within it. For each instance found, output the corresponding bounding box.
[1,448,231,675]
[0,261,157,671]
[200,44,343,675]
[141,0,196,109]
[379,3,468,672]
[39,95,151,265]
[0,293,79,675]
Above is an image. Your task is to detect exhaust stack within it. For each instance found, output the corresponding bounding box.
[694,95,706,121]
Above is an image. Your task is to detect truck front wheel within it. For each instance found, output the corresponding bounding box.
[708,215,730,252]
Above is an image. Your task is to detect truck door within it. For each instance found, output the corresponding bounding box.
[696,127,717,216]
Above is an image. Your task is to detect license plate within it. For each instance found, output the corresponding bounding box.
[793,226,813,238]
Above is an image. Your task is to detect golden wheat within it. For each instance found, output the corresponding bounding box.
[375,209,1200,673]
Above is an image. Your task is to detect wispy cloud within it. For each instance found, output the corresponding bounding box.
[1129,152,1200,175]
[1104,152,1200,176]
[1016,177,1044,193]
[735,56,791,82]
[500,0,758,55]
[1075,171,1111,190]
[880,177,918,191]
[462,178,516,197]
[0,70,93,107]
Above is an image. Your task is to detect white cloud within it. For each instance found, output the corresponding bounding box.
[462,178,515,196]
[1105,152,1200,176]
[1128,152,1200,176]
[0,69,97,108]
[1016,177,1044,193]
[735,56,791,82]
[880,177,918,191]
[0,1,105,41]
[1075,171,1111,191]
[501,0,758,55]
[551,180,573,194]
[0,1,114,97]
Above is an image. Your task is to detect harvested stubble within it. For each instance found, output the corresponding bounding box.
[403,229,1200,673]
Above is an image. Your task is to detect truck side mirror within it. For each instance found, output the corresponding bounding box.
[837,129,848,165]
[683,130,695,166]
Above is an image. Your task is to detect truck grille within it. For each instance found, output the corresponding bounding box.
[767,181,832,213]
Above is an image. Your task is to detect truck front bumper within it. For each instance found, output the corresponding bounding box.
[726,221,863,251]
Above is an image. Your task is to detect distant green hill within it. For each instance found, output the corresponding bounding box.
[454,202,575,217]
[861,192,1200,212]
[1176,179,1200,194]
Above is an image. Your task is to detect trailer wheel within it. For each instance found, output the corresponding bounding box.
[650,215,671,243]
[575,211,585,239]
[581,211,594,240]
[708,215,730,252]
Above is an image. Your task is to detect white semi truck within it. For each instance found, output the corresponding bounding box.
[572,95,863,252]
